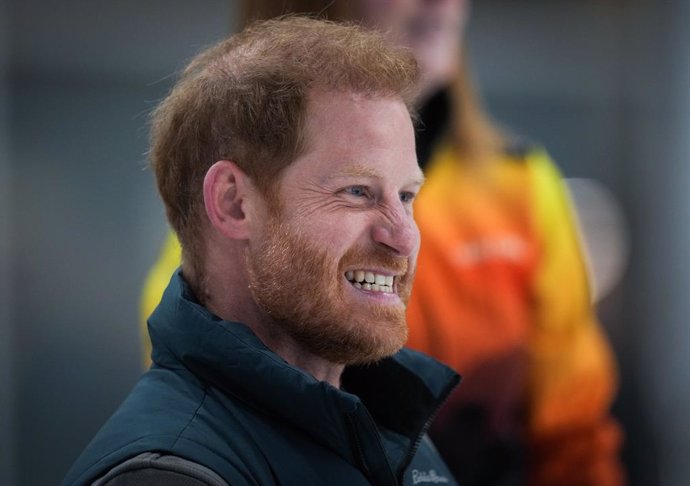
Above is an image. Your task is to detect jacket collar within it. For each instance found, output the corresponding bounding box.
[149,270,459,475]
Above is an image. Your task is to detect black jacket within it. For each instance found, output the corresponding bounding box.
[63,271,460,486]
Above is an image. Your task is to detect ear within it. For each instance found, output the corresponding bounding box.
[203,160,257,240]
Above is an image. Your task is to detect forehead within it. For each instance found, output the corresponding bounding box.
[285,90,421,185]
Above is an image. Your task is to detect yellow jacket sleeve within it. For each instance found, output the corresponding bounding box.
[140,232,181,368]
[526,150,625,486]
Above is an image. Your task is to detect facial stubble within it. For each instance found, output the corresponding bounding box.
[246,217,414,365]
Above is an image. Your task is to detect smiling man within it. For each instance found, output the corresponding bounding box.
[62,17,459,486]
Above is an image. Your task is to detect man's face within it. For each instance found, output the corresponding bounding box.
[246,90,423,365]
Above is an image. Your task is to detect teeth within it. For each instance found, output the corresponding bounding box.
[345,269,396,293]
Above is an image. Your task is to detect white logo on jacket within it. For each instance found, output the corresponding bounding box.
[452,236,528,267]
[411,469,449,484]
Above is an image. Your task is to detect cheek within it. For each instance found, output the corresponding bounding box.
[297,217,365,254]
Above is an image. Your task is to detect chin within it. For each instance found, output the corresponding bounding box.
[313,313,409,366]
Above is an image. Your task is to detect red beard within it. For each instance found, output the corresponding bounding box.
[246,218,414,365]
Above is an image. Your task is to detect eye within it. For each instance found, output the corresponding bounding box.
[343,185,370,198]
[400,191,416,204]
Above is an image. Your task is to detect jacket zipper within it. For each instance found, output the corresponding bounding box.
[395,377,459,484]
[346,413,373,482]
[347,411,399,486]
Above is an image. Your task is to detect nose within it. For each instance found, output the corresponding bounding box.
[371,205,419,258]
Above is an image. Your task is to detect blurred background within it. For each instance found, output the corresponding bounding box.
[1,0,688,485]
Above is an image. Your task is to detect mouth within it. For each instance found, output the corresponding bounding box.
[345,270,396,294]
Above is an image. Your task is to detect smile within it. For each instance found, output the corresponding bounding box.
[345,270,395,293]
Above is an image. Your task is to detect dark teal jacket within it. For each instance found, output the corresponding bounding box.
[63,271,460,486]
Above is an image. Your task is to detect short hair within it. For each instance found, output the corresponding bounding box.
[241,1,506,162]
[150,16,418,287]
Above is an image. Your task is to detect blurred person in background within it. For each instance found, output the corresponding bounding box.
[141,1,625,485]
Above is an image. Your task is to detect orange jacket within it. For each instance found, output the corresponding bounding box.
[407,143,624,485]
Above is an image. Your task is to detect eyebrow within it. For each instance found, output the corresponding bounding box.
[326,163,425,187]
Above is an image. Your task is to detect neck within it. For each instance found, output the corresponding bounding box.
[203,244,345,388]
[259,331,345,388]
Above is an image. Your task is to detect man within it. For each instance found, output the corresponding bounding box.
[63,17,460,486]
